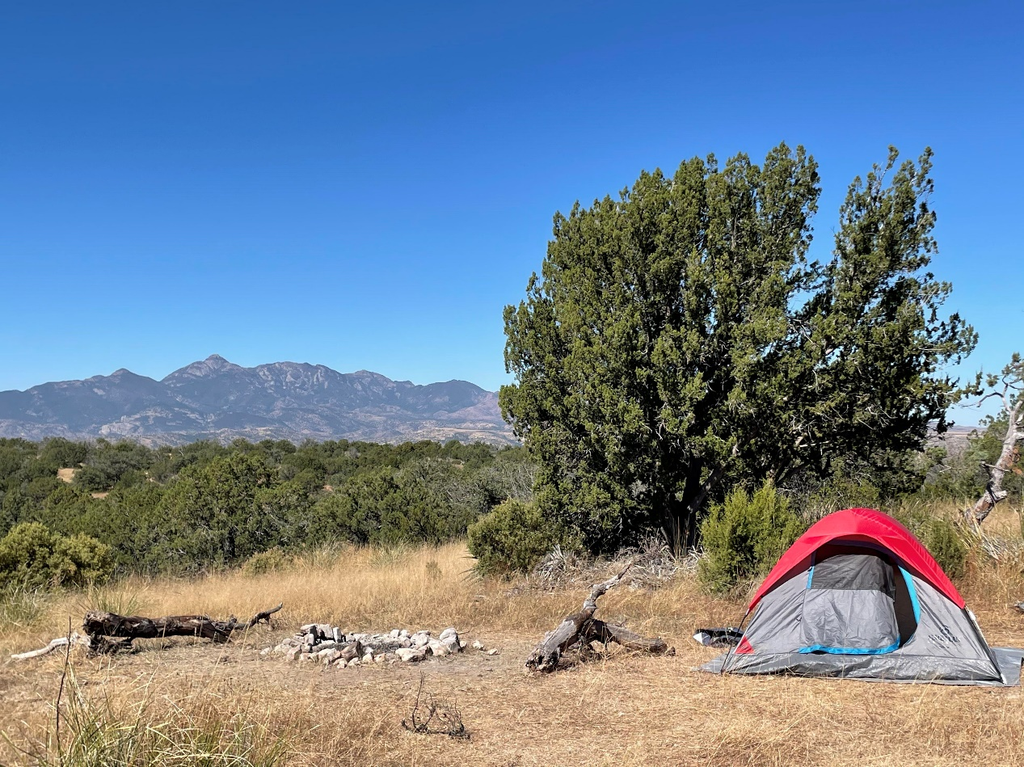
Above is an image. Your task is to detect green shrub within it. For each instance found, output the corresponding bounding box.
[52,533,115,586]
[0,522,113,589]
[0,522,52,586]
[698,481,806,594]
[241,547,295,576]
[889,503,968,580]
[922,516,969,580]
[467,499,564,576]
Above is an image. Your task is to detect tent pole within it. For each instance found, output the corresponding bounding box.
[718,608,752,675]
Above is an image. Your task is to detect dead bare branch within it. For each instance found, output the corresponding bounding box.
[525,563,673,672]
[401,674,469,739]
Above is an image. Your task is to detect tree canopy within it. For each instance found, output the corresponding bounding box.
[500,143,976,553]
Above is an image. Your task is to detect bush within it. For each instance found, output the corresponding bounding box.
[794,474,882,521]
[307,468,478,549]
[698,481,806,594]
[922,516,969,580]
[889,503,969,580]
[0,522,113,589]
[73,440,154,492]
[467,499,565,577]
[241,547,294,576]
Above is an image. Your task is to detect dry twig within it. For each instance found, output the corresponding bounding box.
[401,675,469,739]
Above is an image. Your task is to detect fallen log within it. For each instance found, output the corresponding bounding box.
[12,603,285,660]
[83,602,283,654]
[525,564,673,672]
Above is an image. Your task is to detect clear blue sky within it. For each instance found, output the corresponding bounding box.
[1,1,1020,423]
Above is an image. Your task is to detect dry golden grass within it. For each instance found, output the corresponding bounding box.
[2,519,1024,766]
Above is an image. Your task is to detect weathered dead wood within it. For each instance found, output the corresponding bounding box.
[524,565,631,672]
[969,440,1022,524]
[90,636,134,654]
[82,602,283,654]
[587,620,672,655]
[525,564,673,672]
[966,356,1023,525]
[245,602,283,628]
[10,632,91,661]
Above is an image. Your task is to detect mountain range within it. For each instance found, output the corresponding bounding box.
[0,355,516,446]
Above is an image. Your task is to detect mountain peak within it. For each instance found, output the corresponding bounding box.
[0,358,514,445]
[163,354,243,382]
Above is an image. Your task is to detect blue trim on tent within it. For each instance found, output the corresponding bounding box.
[899,565,921,623]
[806,564,815,589]
[798,640,901,655]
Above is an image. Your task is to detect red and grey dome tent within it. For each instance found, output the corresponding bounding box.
[701,508,1024,685]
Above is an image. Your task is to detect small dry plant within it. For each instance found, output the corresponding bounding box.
[401,674,469,740]
[614,535,695,589]
[530,545,589,589]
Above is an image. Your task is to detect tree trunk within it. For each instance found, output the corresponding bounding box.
[661,496,685,555]
[669,459,704,553]
[969,400,1022,525]
[82,603,282,654]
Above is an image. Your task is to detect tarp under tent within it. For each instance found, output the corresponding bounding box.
[700,508,1024,685]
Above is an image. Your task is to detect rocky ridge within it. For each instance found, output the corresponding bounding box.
[0,355,514,445]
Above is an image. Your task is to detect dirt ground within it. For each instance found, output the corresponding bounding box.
[3,528,1024,766]
[4,615,1024,765]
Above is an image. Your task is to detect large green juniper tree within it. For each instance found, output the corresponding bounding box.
[500,144,976,552]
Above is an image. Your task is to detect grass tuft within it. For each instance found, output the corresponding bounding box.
[16,663,290,767]
[0,583,53,629]
[71,582,149,618]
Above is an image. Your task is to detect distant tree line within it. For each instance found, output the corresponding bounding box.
[0,420,1017,588]
[0,436,535,581]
